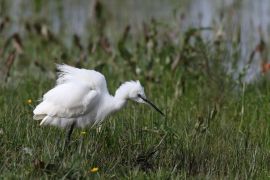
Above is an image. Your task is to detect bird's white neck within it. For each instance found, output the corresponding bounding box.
[108,82,136,113]
[114,81,134,100]
[112,84,130,111]
[97,82,136,122]
[98,85,128,117]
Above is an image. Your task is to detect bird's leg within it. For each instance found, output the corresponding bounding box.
[64,122,76,146]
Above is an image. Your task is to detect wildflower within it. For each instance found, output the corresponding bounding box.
[27,99,32,104]
[90,167,99,173]
[80,131,87,135]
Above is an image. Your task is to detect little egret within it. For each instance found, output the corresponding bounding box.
[33,64,164,142]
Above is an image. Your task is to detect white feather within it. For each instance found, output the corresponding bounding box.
[33,64,160,129]
[56,64,107,91]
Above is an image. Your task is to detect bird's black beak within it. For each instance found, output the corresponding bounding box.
[138,94,165,116]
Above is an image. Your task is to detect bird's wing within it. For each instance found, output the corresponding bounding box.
[56,64,108,92]
[33,82,100,119]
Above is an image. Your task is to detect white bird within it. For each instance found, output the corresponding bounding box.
[33,64,164,142]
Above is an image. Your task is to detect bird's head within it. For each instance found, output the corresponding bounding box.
[127,80,146,103]
[116,80,164,116]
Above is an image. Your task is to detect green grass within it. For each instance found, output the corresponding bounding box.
[0,21,270,179]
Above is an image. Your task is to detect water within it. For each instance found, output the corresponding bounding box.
[1,0,270,81]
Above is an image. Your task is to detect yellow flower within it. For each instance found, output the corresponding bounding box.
[27,99,32,104]
[90,167,99,173]
[80,131,87,135]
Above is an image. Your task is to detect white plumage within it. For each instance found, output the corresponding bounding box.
[33,64,164,129]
